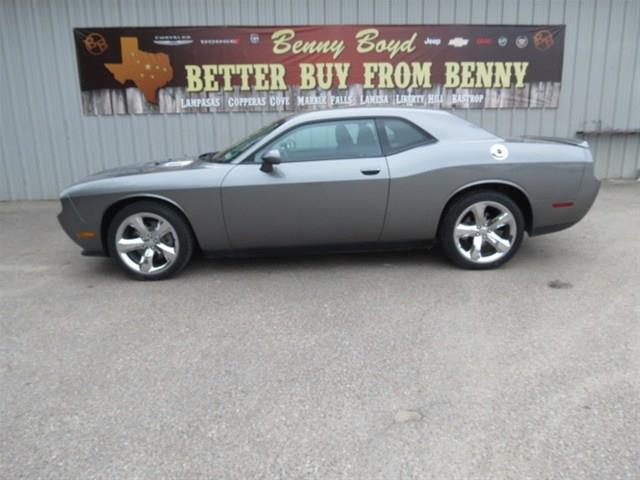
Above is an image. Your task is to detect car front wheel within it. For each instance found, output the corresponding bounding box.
[107,201,194,280]
[439,191,525,269]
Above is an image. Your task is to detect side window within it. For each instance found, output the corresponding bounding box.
[258,118,382,162]
[380,118,436,154]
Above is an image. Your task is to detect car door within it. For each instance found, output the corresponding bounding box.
[375,117,441,242]
[221,118,389,249]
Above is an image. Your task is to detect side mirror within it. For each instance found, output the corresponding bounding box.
[260,149,281,173]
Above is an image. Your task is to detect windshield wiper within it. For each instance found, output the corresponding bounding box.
[198,151,219,162]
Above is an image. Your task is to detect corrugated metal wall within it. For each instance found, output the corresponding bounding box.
[0,0,638,201]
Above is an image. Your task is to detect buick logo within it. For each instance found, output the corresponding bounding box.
[515,35,528,48]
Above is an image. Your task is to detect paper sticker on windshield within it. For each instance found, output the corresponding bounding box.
[490,144,509,160]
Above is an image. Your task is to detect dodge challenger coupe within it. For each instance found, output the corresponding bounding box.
[58,108,600,280]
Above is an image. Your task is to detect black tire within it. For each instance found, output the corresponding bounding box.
[438,190,525,270]
[107,201,194,280]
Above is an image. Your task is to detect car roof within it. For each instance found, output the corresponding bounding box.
[287,106,450,120]
[284,107,499,141]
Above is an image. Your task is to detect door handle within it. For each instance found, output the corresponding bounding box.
[360,168,381,176]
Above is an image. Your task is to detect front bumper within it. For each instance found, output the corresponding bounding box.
[58,196,105,255]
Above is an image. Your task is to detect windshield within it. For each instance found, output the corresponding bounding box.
[202,119,286,163]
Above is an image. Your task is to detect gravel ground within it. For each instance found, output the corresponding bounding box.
[1,182,639,479]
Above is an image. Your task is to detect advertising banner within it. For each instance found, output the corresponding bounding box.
[74,25,565,115]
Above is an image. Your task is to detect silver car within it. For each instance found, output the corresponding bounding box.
[58,108,600,280]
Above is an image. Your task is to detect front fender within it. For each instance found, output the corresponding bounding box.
[58,163,233,254]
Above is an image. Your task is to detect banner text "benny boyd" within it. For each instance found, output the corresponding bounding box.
[184,28,530,92]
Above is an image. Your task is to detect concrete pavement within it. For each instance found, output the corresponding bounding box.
[1,182,639,479]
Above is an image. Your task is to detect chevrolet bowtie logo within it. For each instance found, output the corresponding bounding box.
[448,37,469,48]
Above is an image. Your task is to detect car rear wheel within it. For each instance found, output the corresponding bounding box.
[439,191,525,269]
[107,201,194,280]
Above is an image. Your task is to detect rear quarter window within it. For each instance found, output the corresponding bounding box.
[379,118,436,155]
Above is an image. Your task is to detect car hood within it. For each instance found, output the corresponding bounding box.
[81,156,201,182]
[60,155,232,198]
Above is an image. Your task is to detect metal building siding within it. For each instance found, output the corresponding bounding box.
[0,0,638,201]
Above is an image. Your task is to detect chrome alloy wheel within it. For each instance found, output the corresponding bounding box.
[114,212,179,275]
[453,201,517,264]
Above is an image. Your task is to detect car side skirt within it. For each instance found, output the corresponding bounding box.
[199,240,436,260]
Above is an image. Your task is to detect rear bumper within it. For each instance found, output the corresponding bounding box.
[530,166,600,237]
[530,221,580,236]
